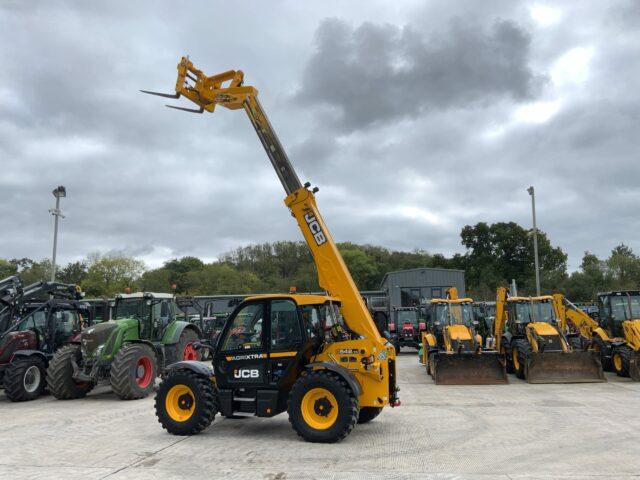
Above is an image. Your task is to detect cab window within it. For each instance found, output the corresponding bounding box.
[270,300,301,350]
[221,303,265,352]
[301,305,321,339]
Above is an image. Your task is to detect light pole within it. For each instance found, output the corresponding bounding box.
[527,186,541,296]
[50,186,66,282]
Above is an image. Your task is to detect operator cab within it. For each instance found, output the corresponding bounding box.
[114,292,175,341]
[597,291,640,338]
[507,296,557,324]
[212,294,344,418]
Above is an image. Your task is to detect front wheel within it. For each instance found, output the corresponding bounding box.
[110,344,157,399]
[288,370,359,443]
[47,345,95,400]
[612,346,633,377]
[166,329,202,365]
[4,356,46,402]
[155,369,217,435]
[511,339,531,380]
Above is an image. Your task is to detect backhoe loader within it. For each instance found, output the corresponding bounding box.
[493,287,604,383]
[419,288,506,384]
[143,57,399,443]
[554,291,640,381]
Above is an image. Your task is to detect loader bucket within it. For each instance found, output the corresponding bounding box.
[526,351,605,384]
[432,352,508,385]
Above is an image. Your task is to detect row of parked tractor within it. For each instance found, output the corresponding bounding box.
[392,286,640,385]
[0,275,235,402]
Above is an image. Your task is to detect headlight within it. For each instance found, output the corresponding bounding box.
[95,344,104,357]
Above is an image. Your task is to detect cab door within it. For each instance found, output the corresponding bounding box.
[266,299,305,389]
[214,301,268,388]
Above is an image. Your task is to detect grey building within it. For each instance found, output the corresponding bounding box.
[379,267,466,309]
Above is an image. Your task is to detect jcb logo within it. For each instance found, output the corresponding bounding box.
[233,369,259,379]
[304,213,327,246]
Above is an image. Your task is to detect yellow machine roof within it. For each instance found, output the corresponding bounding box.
[508,295,554,302]
[243,294,339,306]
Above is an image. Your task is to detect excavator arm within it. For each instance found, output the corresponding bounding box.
[494,287,508,351]
[143,57,380,341]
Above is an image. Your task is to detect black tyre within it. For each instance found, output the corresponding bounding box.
[47,345,95,399]
[592,336,612,371]
[427,352,436,378]
[288,370,359,443]
[166,328,201,365]
[155,369,217,435]
[357,407,382,424]
[612,346,633,377]
[502,341,515,374]
[511,339,531,380]
[110,343,157,400]
[4,356,46,402]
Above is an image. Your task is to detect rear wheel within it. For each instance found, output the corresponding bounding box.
[155,369,217,435]
[357,407,382,424]
[47,345,95,399]
[511,339,531,380]
[110,344,157,399]
[288,370,359,443]
[427,352,436,377]
[166,329,201,365]
[612,346,633,377]
[4,356,46,402]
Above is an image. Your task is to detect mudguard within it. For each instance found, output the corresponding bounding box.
[11,350,48,364]
[166,360,214,377]
[432,351,508,385]
[526,350,605,383]
[162,321,202,345]
[305,362,362,397]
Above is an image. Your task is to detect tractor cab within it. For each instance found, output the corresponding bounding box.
[393,307,424,351]
[506,296,557,332]
[113,292,176,342]
[597,291,640,339]
[430,299,478,341]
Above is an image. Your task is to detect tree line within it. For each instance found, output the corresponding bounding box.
[1,222,638,301]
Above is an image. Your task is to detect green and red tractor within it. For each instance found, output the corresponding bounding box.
[47,292,202,400]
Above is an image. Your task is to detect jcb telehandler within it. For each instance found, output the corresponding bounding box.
[419,288,506,384]
[493,287,604,383]
[143,57,399,443]
[554,291,640,380]
[47,292,201,400]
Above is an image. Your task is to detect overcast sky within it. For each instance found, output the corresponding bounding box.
[0,0,638,271]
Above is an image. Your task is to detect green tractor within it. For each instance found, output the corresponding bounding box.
[47,292,202,400]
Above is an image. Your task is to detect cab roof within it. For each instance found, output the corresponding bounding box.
[508,295,554,302]
[431,298,473,304]
[116,292,174,300]
[243,294,339,306]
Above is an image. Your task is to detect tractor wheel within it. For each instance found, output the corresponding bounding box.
[511,339,531,380]
[357,407,382,424]
[4,356,46,402]
[502,342,515,374]
[612,346,633,377]
[110,344,157,399]
[427,352,436,377]
[288,370,359,443]
[155,369,217,435]
[47,345,95,400]
[592,336,612,371]
[166,329,201,365]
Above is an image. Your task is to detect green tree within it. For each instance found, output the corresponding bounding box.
[606,244,640,290]
[186,263,261,294]
[163,256,205,293]
[0,259,17,278]
[83,253,145,297]
[139,268,172,293]
[58,261,88,285]
[340,248,379,290]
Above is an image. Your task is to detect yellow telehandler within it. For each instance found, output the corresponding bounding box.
[493,287,604,383]
[142,57,399,443]
[554,291,640,381]
[419,288,507,385]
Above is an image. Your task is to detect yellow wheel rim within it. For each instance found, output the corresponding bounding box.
[613,353,623,372]
[301,387,338,430]
[512,348,520,370]
[165,384,196,422]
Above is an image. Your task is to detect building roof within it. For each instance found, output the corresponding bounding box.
[379,267,465,288]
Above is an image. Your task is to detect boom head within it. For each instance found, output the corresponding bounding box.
[141,56,257,113]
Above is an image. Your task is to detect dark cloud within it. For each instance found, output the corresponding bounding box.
[0,0,638,274]
[295,17,546,131]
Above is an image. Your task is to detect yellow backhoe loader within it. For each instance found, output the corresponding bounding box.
[554,291,640,381]
[493,287,604,383]
[419,288,507,385]
[142,57,399,443]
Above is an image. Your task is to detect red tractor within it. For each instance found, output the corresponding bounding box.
[391,307,426,352]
